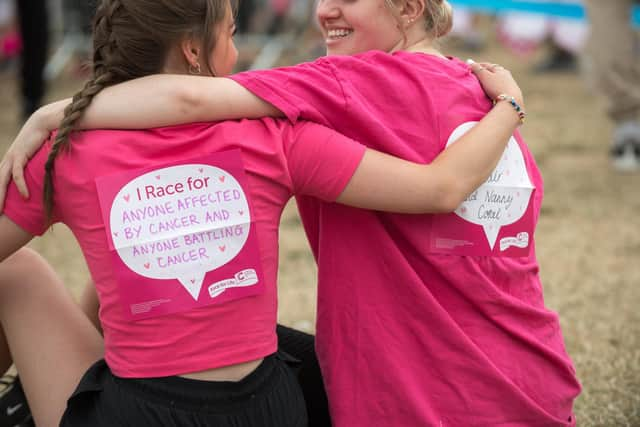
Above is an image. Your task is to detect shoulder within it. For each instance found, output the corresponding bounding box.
[318,51,472,82]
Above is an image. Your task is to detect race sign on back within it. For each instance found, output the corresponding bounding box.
[429,122,536,257]
[96,150,264,320]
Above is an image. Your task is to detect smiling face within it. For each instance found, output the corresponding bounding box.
[316,0,405,56]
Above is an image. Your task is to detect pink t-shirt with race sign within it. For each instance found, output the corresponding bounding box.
[232,51,581,426]
[3,119,365,378]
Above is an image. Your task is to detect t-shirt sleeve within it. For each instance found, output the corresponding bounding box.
[3,139,55,236]
[283,122,366,202]
[230,58,347,126]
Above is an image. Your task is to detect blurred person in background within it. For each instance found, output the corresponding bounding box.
[15,0,49,121]
[236,0,255,34]
[584,0,640,172]
[0,0,20,72]
[497,1,588,73]
[448,5,485,51]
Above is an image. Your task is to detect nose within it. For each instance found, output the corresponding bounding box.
[316,0,340,21]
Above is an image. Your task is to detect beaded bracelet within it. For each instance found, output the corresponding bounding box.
[493,94,526,125]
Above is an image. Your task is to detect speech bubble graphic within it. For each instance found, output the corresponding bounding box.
[446,122,534,249]
[108,164,251,300]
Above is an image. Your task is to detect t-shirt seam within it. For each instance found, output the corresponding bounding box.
[279,123,298,195]
[322,58,350,117]
[331,143,367,202]
[231,74,300,124]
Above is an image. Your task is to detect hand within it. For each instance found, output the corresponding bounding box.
[468,60,525,111]
[0,109,52,212]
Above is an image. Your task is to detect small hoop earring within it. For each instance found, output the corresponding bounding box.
[189,63,202,75]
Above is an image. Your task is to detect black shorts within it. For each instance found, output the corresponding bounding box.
[60,354,307,427]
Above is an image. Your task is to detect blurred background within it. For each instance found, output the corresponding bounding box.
[0,1,638,425]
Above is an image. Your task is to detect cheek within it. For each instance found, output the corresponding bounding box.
[369,19,402,49]
[355,12,398,46]
[231,43,238,63]
[352,25,393,52]
[227,43,238,72]
[210,42,237,76]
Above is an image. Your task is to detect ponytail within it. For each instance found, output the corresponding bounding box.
[426,0,453,38]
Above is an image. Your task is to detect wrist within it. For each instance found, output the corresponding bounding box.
[493,94,526,125]
[38,100,70,132]
[24,109,50,141]
[491,101,523,128]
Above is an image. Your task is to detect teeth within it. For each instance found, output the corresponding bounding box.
[327,29,352,38]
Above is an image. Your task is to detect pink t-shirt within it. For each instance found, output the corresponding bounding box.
[3,119,365,378]
[232,51,581,426]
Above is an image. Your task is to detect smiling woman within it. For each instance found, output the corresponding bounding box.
[318,0,452,56]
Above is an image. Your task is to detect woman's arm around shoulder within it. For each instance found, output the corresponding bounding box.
[337,99,520,213]
[290,98,520,214]
[0,75,280,206]
[337,62,524,214]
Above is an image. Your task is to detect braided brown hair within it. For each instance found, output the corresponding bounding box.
[43,0,232,220]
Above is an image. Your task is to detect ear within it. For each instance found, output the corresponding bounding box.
[180,36,202,68]
[399,0,426,27]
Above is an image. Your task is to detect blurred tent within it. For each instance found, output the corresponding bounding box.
[449,0,640,27]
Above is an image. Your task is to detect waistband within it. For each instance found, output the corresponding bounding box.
[110,354,281,412]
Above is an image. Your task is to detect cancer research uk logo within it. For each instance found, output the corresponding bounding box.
[96,151,264,319]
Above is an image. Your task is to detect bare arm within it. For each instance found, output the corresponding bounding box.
[0,75,279,211]
[51,75,281,130]
[115,76,281,124]
[0,215,34,262]
[337,101,520,213]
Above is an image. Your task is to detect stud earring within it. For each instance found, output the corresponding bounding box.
[189,63,202,75]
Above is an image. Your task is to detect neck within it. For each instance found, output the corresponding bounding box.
[389,32,446,58]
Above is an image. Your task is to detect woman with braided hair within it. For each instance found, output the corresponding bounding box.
[0,0,529,426]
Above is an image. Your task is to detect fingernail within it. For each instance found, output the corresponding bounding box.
[466,58,475,65]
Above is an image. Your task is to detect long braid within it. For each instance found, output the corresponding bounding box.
[41,0,230,221]
[42,1,122,221]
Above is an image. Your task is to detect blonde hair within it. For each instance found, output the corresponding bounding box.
[383,0,453,40]
[424,0,453,38]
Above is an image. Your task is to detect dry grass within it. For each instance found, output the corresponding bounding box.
[0,34,638,426]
